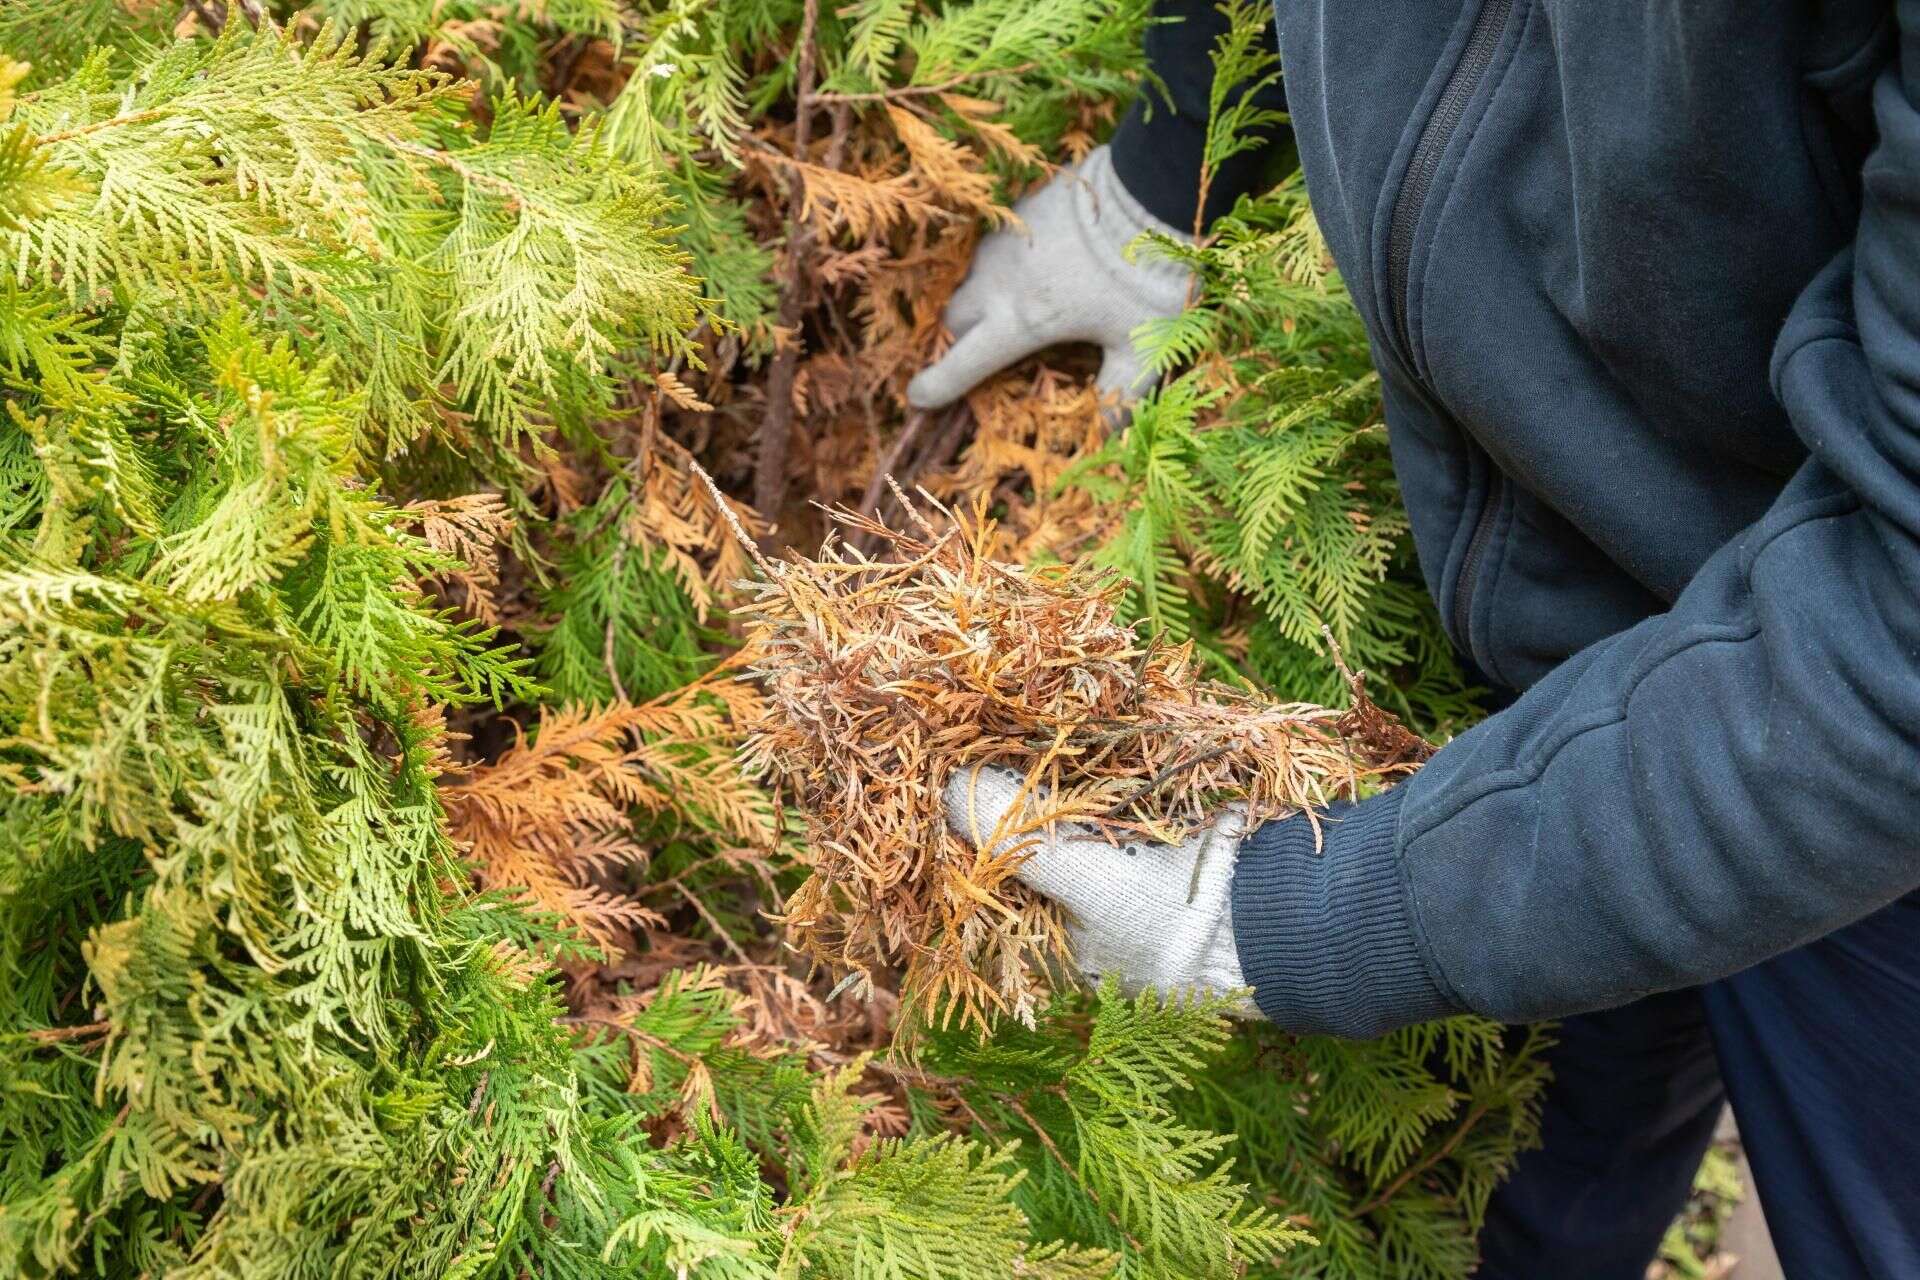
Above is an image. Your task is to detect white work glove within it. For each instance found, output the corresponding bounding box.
[943,765,1261,1016]
[906,145,1195,411]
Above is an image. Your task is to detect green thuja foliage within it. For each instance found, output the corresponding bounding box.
[0,0,176,81]
[1182,1022,1553,1279]
[914,986,1312,1278]
[1079,0,1478,730]
[536,477,716,703]
[1083,190,1478,727]
[0,29,663,1274]
[913,988,1549,1280]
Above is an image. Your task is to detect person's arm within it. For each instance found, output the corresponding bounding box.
[1232,9,1920,1036]
[1109,0,1288,232]
[950,5,1920,1039]
[906,0,1288,410]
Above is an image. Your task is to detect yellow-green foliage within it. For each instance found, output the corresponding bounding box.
[0,7,1546,1279]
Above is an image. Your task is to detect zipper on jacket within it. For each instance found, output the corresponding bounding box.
[1385,0,1516,361]
[1385,0,1517,652]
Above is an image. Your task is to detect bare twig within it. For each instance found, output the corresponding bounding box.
[551,33,592,100]
[39,110,168,146]
[856,411,933,519]
[1103,743,1237,819]
[677,882,756,968]
[1007,1097,1145,1252]
[603,540,631,703]
[752,0,824,531]
[560,1014,699,1066]
[1350,1100,1491,1218]
[25,1020,110,1045]
[855,402,973,552]
[183,0,224,33]
[899,402,973,490]
[231,0,274,30]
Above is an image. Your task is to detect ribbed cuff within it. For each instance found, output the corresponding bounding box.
[1229,787,1459,1038]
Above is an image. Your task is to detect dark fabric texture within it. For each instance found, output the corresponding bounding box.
[1697,891,1920,1279]
[1477,990,1726,1279]
[1212,0,1920,1034]
[1229,791,1453,1037]
[1472,893,1920,1279]
[1108,0,1290,229]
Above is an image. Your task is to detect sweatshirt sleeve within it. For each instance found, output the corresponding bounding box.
[1230,17,1920,1037]
[1108,0,1290,231]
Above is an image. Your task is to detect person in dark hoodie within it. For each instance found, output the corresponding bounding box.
[921,2,1920,1274]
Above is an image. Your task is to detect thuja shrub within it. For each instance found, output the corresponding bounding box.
[0,5,1548,1279]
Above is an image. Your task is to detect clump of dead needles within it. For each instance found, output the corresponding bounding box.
[705,471,1429,1028]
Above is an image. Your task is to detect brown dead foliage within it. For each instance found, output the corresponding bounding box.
[708,480,1427,1029]
[663,83,1123,550]
[392,7,1188,1132]
[403,492,514,624]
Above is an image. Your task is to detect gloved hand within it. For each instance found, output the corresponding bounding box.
[906,145,1195,412]
[943,764,1260,1015]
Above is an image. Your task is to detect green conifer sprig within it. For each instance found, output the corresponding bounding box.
[4,24,701,467]
[1105,184,1477,727]
[1050,0,1480,730]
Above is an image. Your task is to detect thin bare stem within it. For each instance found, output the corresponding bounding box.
[1350,1100,1490,1218]
[24,1020,110,1045]
[677,882,757,968]
[1103,742,1237,819]
[753,0,823,528]
[859,411,932,519]
[39,110,168,146]
[1007,1097,1145,1253]
[183,0,223,33]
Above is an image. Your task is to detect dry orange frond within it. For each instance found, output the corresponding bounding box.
[762,152,953,239]
[443,679,776,952]
[626,439,771,619]
[886,105,1010,226]
[443,702,665,950]
[404,492,514,624]
[939,94,1048,169]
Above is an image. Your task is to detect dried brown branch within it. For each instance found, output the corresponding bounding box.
[182,0,223,34]
[26,1020,110,1045]
[231,0,273,31]
[753,0,823,528]
[712,488,1428,1028]
[856,403,974,553]
[442,680,774,953]
[856,411,933,519]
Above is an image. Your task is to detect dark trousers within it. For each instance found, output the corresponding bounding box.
[1477,891,1920,1278]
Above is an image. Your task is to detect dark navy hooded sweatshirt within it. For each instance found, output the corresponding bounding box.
[1108,0,1920,1037]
